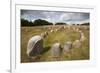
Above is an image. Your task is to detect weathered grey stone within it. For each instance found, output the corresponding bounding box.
[27,35,43,57]
[44,31,48,37]
[73,40,82,48]
[50,29,54,33]
[78,30,82,33]
[55,29,58,32]
[64,26,66,29]
[76,28,79,32]
[40,33,46,38]
[63,41,72,54]
[51,43,61,57]
[40,31,48,39]
[80,32,86,42]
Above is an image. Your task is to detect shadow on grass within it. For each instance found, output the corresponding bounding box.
[41,46,51,55]
[27,46,51,62]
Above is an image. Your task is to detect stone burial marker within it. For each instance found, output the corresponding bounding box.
[50,42,61,58]
[72,40,82,49]
[72,27,76,31]
[63,25,66,29]
[50,29,54,33]
[80,32,86,42]
[40,31,48,39]
[27,35,43,57]
[76,28,79,32]
[63,41,72,54]
[78,30,82,33]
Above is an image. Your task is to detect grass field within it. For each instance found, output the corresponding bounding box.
[21,25,90,63]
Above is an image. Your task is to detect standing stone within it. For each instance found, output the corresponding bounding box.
[80,32,86,42]
[27,35,43,57]
[76,28,79,32]
[44,31,48,37]
[73,40,82,48]
[50,29,53,33]
[64,26,66,29]
[40,31,48,39]
[51,43,61,57]
[78,30,82,33]
[55,29,58,32]
[40,33,46,38]
[63,41,72,54]
[44,31,48,35]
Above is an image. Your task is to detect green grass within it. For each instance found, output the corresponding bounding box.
[21,25,90,63]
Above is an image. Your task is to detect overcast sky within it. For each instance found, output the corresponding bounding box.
[21,10,89,24]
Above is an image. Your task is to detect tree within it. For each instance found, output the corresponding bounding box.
[21,18,53,26]
[33,19,53,26]
[55,22,66,25]
[21,18,34,26]
[81,23,90,26]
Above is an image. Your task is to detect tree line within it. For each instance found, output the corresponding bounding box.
[21,18,89,26]
[21,19,53,26]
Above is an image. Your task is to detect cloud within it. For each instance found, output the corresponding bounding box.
[21,10,89,24]
[60,12,89,22]
[21,10,47,21]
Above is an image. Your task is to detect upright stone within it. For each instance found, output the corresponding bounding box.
[27,35,43,57]
[63,41,72,54]
[73,40,82,48]
[40,31,48,39]
[50,29,53,33]
[50,42,61,57]
[80,32,86,42]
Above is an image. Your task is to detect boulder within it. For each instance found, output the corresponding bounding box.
[27,35,43,57]
[73,40,82,48]
[63,41,72,54]
[51,42,61,57]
